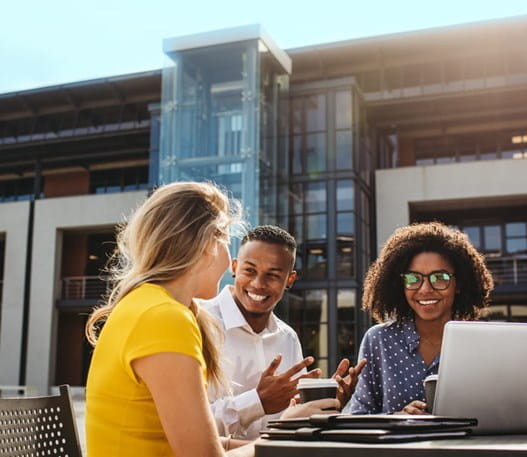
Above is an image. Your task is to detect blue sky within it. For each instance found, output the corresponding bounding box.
[2,0,527,94]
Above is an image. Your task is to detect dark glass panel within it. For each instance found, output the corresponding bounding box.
[337,240,354,278]
[463,226,481,249]
[506,238,527,254]
[305,181,326,213]
[305,133,326,172]
[305,94,326,133]
[288,215,304,245]
[292,135,303,175]
[305,243,327,280]
[306,214,327,240]
[336,130,353,169]
[292,98,303,134]
[506,222,526,237]
[336,289,356,363]
[335,91,352,130]
[337,179,354,211]
[337,212,354,236]
[285,289,328,374]
[483,225,501,253]
[290,183,303,215]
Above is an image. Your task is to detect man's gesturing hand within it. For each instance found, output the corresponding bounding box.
[256,354,320,414]
[332,358,367,408]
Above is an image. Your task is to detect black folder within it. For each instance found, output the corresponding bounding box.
[262,414,477,443]
[261,426,472,443]
[268,413,477,431]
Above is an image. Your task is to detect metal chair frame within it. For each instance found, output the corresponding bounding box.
[0,384,82,456]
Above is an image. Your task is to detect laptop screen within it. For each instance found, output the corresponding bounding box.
[433,321,527,434]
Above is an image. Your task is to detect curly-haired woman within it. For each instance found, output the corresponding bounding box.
[347,222,494,415]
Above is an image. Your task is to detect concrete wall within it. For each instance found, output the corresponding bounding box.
[0,201,30,385]
[375,158,527,253]
[25,190,148,393]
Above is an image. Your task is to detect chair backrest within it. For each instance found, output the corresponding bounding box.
[0,384,82,457]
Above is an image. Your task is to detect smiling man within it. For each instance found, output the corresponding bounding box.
[201,225,319,440]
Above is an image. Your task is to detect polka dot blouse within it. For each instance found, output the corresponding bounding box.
[346,320,439,414]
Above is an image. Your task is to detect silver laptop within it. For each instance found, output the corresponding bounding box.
[433,320,527,434]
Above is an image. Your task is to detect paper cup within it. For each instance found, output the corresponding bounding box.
[297,378,338,402]
[423,374,438,413]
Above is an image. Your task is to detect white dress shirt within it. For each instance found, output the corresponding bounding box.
[201,285,304,440]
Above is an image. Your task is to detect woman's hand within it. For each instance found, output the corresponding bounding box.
[398,400,428,415]
[280,397,340,419]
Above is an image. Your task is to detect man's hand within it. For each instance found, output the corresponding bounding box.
[331,358,367,409]
[257,355,320,414]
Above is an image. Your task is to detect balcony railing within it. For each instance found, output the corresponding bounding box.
[486,256,527,286]
[61,276,110,300]
[55,257,527,301]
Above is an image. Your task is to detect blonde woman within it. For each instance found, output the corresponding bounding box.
[85,181,256,456]
[85,181,338,456]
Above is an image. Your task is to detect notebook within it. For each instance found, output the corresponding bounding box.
[433,320,527,434]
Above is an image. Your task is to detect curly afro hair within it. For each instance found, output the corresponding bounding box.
[363,222,494,323]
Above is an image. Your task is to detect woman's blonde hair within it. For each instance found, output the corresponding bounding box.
[85,181,241,390]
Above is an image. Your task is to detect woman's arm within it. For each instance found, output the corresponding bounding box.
[133,352,254,457]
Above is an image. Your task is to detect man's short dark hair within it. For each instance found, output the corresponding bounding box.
[241,225,296,253]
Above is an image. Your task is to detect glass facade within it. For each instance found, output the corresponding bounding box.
[159,32,374,376]
[277,83,373,374]
[159,37,289,227]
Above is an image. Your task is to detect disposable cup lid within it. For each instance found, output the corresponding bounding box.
[297,378,338,389]
[423,374,438,383]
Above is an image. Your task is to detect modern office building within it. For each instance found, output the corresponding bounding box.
[1,16,526,392]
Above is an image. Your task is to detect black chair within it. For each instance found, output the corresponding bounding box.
[0,384,82,457]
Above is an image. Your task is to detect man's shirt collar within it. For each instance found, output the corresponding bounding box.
[216,285,278,334]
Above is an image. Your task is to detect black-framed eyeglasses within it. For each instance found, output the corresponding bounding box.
[401,270,455,291]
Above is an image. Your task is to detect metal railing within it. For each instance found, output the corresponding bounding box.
[0,385,36,397]
[61,276,110,300]
[486,256,527,286]
[55,257,527,301]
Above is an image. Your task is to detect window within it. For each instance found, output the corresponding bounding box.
[505,223,527,254]
[336,179,355,278]
[289,181,328,280]
[0,178,39,202]
[90,166,149,194]
[291,94,327,174]
[414,128,527,167]
[337,289,357,362]
[282,289,329,375]
[335,91,353,170]
[461,219,527,286]
[483,225,501,254]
